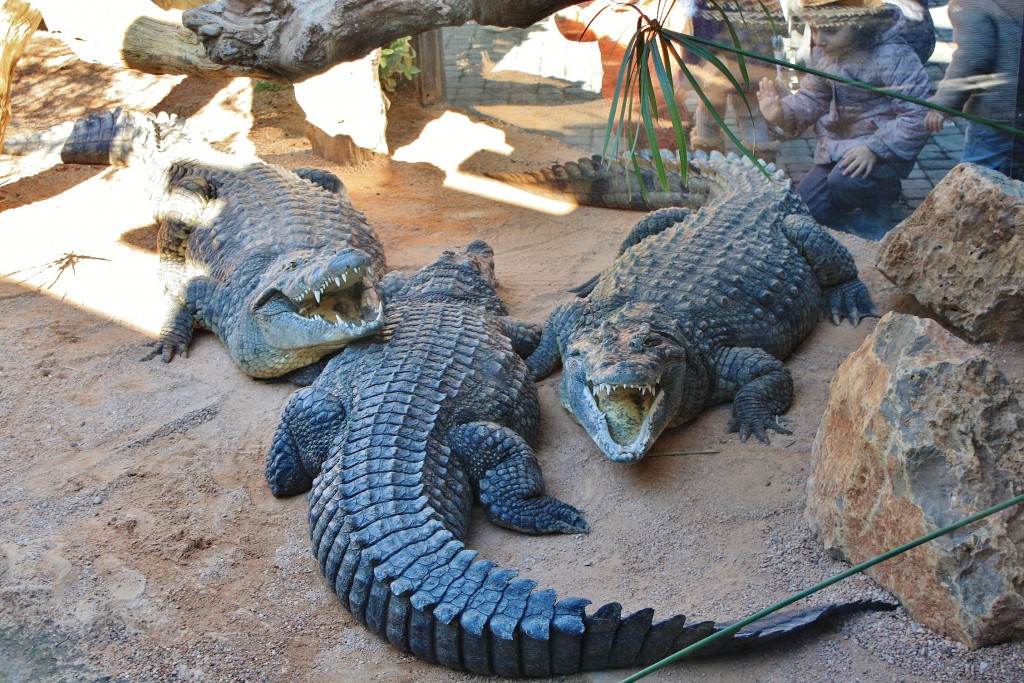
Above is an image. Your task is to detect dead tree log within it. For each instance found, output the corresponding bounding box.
[1,0,42,145]
[183,0,580,82]
[30,0,283,81]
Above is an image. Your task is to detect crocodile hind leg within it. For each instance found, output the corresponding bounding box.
[781,213,878,325]
[496,317,543,360]
[570,207,694,298]
[448,422,589,535]
[142,176,213,363]
[712,347,794,443]
[266,386,346,496]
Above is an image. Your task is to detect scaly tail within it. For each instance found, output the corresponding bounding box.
[486,154,695,211]
[308,449,896,676]
[2,107,185,166]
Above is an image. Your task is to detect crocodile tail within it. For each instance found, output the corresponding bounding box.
[2,107,185,166]
[307,461,894,676]
[486,154,691,211]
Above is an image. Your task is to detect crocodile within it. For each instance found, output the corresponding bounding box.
[265,240,891,676]
[3,108,385,378]
[525,151,878,463]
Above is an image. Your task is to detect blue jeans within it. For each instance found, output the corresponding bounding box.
[797,162,902,229]
[962,122,1016,175]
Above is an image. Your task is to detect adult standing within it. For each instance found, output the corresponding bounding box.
[924,0,1024,179]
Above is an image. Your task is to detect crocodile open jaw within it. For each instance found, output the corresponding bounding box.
[292,263,382,331]
[584,379,666,459]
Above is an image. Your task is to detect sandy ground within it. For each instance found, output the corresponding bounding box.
[2,33,1022,683]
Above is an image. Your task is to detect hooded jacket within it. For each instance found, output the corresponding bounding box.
[778,10,932,177]
[929,0,1023,126]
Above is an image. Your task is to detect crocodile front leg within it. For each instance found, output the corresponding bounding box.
[143,175,213,364]
[266,386,347,496]
[526,300,586,381]
[781,213,878,325]
[713,347,794,443]
[496,317,542,359]
[570,207,694,297]
[449,422,589,535]
[142,276,216,363]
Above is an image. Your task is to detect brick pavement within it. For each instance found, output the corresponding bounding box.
[439,7,966,216]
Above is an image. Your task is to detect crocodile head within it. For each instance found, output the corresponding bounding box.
[560,302,691,463]
[244,247,384,376]
[397,240,507,313]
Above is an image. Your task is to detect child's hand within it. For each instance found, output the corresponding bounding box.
[924,110,947,133]
[757,77,785,126]
[838,145,878,178]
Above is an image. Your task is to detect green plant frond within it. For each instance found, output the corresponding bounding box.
[604,28,644,159]
[680,31,1024,136]
[665,31,753,101]
[676,56,766,173]
[630,152,654,204]
[703,0,751,87]
[648,40,689,175]
[637,47,670,190]
[580,3,614,43]
[753,0,785,37]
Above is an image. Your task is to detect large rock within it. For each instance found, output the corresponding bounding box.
[876,163,1024,342]
[806,312,1024,648]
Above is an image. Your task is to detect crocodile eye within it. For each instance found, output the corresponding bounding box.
[288,261,298,270]
[643,337,661,348]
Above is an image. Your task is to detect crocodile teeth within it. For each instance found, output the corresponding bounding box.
[335,277,342,287]
[342,272,348,283]
[589,382,657,398]
[313,289,322,304]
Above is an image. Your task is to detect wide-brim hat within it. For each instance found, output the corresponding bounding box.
[791,0,895,29]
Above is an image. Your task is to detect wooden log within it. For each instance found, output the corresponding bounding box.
[413,30,445,105]
[30,0,283,81]
[149,0,208,9]
[182,0,581,82]
[0,0,42,146]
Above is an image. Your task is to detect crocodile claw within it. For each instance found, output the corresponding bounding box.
[824,281,878,327]
[140,338,189,364]
[727,412,792,444]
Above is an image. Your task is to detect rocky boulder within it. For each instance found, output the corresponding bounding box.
[876,163,1024,342]
[806,312,1024,648]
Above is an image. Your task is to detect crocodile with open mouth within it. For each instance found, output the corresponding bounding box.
[3,107,385,378]
[525,151,877,463]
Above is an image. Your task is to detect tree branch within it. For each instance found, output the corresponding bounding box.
[183,0,580,82]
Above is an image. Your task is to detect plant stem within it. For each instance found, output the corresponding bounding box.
[620,492,1024,683]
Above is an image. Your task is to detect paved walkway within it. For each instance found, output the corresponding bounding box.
[438,5,964,216]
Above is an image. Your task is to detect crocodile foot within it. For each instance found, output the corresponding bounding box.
[822,280,879,326]
[727,403,793,444]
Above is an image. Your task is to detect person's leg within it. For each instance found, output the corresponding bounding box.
[826,162,901,213]
[796,164,836,225]
[962,121,1015,173]
[825,163,902,239]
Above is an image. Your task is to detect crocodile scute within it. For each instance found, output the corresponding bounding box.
[267,240,892,676]
[2,107,386,378]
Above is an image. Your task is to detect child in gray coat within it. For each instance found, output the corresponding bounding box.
[759,0,931,239]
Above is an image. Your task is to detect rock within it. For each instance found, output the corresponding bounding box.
[806,312,1024,649]
[875,163,1024,342]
